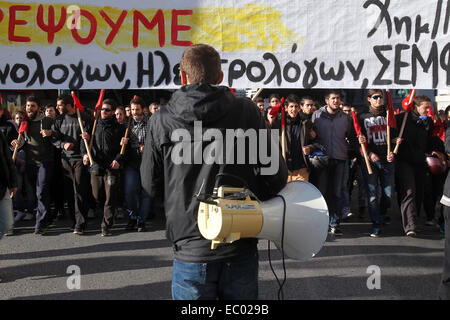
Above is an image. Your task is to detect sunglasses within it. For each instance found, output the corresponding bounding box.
[371,95,383,100]
[101,108,112,112]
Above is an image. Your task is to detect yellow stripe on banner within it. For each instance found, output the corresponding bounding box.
[0,1,305,53]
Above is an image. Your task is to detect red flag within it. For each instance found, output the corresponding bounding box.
[351,109,367,148]
[401,89,416,112]
[269,97,285,116]
[427,105,435,120]
[269,104,281,116]
[18,114,29,134]
[269,97,286,126]
[71,92,84,112]
[386,91,397,129]
[351,109,362,136]
[95,89,105,112]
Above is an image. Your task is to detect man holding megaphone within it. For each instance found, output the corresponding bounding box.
[140,44,290,300]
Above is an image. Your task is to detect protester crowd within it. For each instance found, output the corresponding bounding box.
[0,89,448,239]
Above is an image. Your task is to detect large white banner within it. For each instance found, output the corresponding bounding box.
[0,0,449,89]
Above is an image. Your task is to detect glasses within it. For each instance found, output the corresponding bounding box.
[371,95,383,100]
[101,108,112,112]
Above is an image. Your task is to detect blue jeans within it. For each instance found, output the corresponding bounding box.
[0,189,14,240]
[362,161,394,229]
[26,161,54,228]
[172,252,259,300]
[314,159,347,227]
[341,160,351,216]
[124,166,150,223]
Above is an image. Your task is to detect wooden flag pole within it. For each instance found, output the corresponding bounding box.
[120,116,132,155]
[393,89,416,154]
[387,109,391,154]
[77,108,94,166]
[281,125,287,160]
[88,111,99,153]
[12,133,22,162]
[252,88,264,101]
[352,108,372,175]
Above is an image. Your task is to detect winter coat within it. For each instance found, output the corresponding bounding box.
[140,83,288,263]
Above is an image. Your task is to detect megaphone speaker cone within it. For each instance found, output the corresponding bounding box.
[258,181,329,261]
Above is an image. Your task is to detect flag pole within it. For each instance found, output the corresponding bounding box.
[386,90,392,155]
[352,108,372,175]
[252,88,264,102]
[88,89,105,153]
[120,116,132,155]
[387,109,391,154]
[393,89,416,155]
[72,91,94,166]
[12,133,22,162]
[77,108,94,166]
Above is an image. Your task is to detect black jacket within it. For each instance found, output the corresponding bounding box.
[0,114,17,145]
[51,112,93,162]
[81,117,125,171]
[0,130,17,197]
[441,126,450,207]
[272,111,321,171]
[140,83,288,263]
[396,110,433,165]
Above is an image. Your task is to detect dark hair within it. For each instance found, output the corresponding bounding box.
[130,96,145,108]
[367,89,383,98]
[300,96,314,105]
[102,98,117,110]
[254,97,264,104]
[285,94,300,105]
[414,94,432,107]
[268,93,280,101]
[45,104,56,110]
[180,44,222,84]
[13,110,25,118]
[445,105,450,115]
[57,94,73,107]
[324,90,341,100]
[26,95,41,107]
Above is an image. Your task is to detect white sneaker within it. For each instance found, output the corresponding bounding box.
[23,213,34,221]
[14,211,26,222]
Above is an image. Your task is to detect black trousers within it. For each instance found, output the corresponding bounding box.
[395,161,426,233]
[438,205,450,299]
[61,159,89,229]
[424,170,445,221]
[91,169,119,228]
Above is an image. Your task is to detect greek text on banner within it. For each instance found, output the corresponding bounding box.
[0,0,449,89]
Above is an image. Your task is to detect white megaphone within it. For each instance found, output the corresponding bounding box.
[197,180,329,262]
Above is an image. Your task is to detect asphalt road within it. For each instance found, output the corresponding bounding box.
[0,203,445,300]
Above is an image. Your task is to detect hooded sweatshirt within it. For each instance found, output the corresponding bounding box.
[140,83,288,263]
